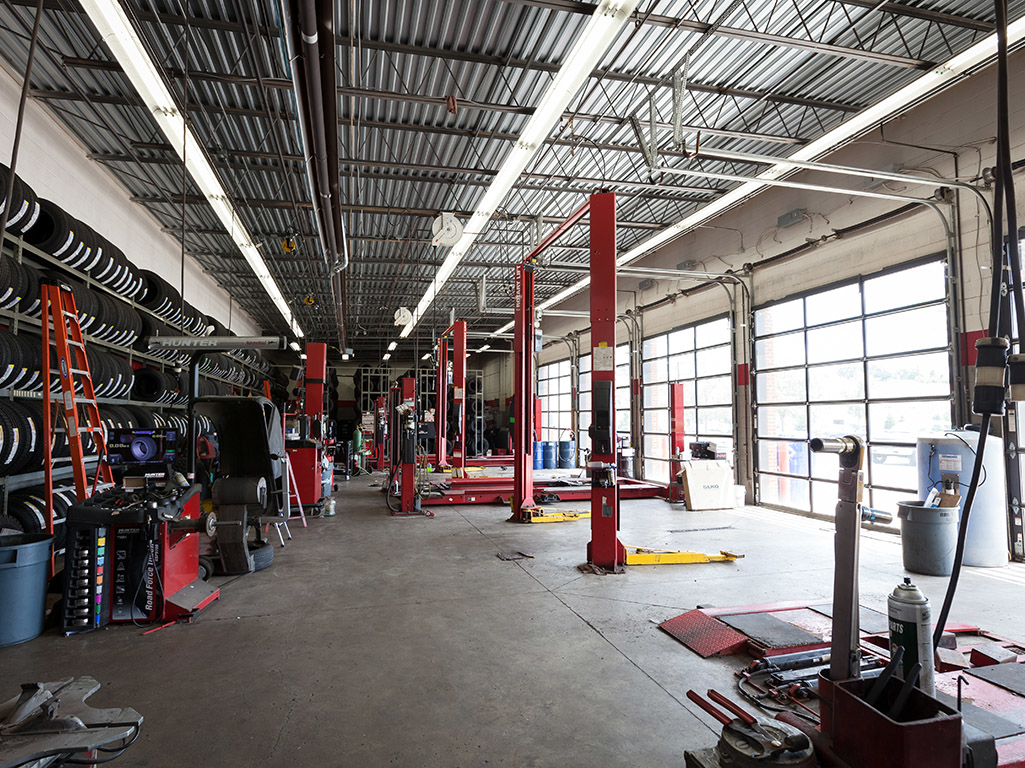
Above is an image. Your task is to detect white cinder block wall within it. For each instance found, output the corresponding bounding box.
[0,62,261,336]
[479,48,1025,495]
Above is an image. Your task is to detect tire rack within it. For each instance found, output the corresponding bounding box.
[415,365,483,463]
[0,230,270,549]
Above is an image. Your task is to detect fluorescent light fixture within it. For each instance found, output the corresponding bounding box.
[341,353,350,361]
[300,353,307,360]
[289,341,301,352]
[382,353,391,361]
[79,0,303,338]
[478,344,491,353]
[387,341,398,352]
[510,18,1025,318]
[398,0,640,339]
[421,353,432,361]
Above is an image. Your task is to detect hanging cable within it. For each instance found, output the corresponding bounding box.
[933,0,1018,649]
[0,0,44,246]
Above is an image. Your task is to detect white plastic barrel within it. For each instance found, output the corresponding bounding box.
[915,431,1008,567]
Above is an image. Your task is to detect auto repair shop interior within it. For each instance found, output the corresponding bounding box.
[4,0,1025,766]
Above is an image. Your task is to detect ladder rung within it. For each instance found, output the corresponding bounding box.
[67,340,85,349]
[61,310,78,318]
[68,368,89,376]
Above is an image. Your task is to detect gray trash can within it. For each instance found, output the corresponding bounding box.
[0,533,53,647]
[897,501,957,577]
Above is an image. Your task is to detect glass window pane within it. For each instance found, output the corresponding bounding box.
[757,439,809,476]
[558,360,570,377]
[644,458,670,484]
[697,317,731,348]
[755,300,804,336]
[812,480,839,517]
[755,333,805,370]
[867,352,950,399]
[697,375,732,406]
[807,321,864,364]
[808,362,865,402]
[579,355,591,373]
[809,403,866,441]
[559,394,571,412]
[615,388,630,410]
[643,335,667,359]
[616,410,631,436]
[669,352,695,381]
[644,434,670,459]
[644,409,669,434]
[698,406,732,436]
[643,357,668,383]
[669,327,694,352]
[865,304,948,356]
[643,383,668,408]
[811,449,838,480]
[681,381,697,410]
[756,368,806,404]
[696,345,731,376]
[758,405,808,439]
[863,261,946,313]
[869,445,919,491]
[615,365,630,388]
[537,380,548,396]
[579,372,591,392]
[684,408,697,436]
[805,284,861,326]
[580,392,592,410]
[759,474,810,511]
[868,400,951,444]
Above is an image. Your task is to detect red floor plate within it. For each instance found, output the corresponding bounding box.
[659,609,749,658]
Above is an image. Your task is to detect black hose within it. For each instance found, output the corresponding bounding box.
[384,466,400,514]
[934,0,1018,650]
[931,416,990,649]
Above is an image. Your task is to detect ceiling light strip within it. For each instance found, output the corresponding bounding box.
[494,17,1025,325]
[79,0,304,338]
[398,0,640,339]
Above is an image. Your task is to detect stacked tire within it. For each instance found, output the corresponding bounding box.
[0,164,41,237]
[131,366,185,405]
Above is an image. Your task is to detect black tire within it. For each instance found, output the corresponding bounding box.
[249,540,274,571]
[197,555,215,581]
[0,514,23,534]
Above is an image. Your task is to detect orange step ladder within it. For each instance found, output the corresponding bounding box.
[42,281,115,568]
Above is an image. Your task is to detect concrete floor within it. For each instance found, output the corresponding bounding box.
[6,474,1025,767]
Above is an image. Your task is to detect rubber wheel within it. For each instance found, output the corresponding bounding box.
[197,555,215,581]
[0,514,23,535]
[249,540,274,571]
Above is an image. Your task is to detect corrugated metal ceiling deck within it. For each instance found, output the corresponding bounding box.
[0,0,1014,357]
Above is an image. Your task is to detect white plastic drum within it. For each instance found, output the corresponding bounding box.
[915,431,1008,567]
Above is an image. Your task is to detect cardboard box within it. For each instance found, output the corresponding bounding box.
[678,460,734,510]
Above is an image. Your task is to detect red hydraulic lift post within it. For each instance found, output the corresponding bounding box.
[435,337,449,469]
[375,395,388,472]
[669,382,687,503]
[587,191,626,570]
[399,376,418,514]
[510,198,592,523]
[450,321,467,477]
[305,342,327,423]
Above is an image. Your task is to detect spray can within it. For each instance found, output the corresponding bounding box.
[888,578,935,695]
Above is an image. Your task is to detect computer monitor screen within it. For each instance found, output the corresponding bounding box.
[107,429,178,467]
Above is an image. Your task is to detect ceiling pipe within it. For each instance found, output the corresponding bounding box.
[280,0,348,346]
